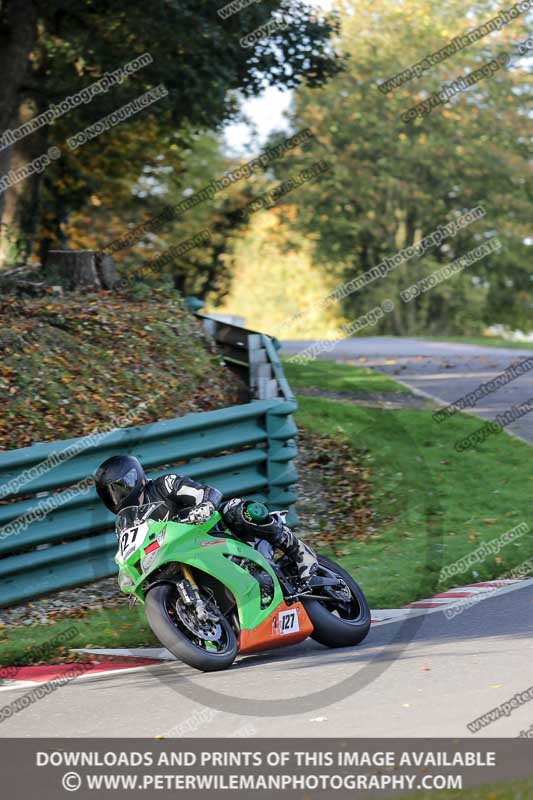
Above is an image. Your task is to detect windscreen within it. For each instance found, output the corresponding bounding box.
[115,501,167,537]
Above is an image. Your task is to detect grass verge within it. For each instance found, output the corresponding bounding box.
[417,336,533,351]
[283,359,411,394]
[0,605,157,668]
[291,362,531,609]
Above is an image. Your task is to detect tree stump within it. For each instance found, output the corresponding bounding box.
[95,252,122,289]
[45,250,120,291]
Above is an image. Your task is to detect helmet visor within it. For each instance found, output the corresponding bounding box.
[103,468,140,512]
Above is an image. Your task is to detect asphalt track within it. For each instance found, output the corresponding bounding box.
[1,580,532,738]
[281,337,533,442]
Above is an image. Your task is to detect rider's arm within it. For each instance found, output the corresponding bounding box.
[161,474,223,511]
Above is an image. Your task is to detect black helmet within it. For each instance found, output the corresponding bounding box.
[94,455,146,513]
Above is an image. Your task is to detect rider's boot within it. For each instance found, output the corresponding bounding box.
[267,511,319,584]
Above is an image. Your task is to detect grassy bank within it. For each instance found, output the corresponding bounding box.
[0,290,242,449]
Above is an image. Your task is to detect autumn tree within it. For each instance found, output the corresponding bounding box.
[0,0,340,281]
[269,0,532,334]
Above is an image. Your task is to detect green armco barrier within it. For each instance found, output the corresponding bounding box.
[261,335,295,401]
[0,398,298,607]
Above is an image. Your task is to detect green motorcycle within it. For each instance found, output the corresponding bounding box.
[115,501,370,672]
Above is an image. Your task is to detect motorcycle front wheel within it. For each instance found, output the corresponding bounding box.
[302,555,371,648]
[145,582,238,672]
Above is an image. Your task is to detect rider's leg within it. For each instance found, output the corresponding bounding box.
[220,499,318,581]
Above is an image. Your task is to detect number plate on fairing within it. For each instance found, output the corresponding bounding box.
[116,522,148,563]
[277,609,299,635]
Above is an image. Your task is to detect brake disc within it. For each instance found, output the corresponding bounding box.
[174,601,222,641]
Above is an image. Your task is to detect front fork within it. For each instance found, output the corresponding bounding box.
[178,564,217,624]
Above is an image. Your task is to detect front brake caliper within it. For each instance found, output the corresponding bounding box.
[177,579,218,623]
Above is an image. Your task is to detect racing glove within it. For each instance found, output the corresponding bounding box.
[184,501,216,524]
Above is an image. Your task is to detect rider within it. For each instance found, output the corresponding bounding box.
[94,455,318,583]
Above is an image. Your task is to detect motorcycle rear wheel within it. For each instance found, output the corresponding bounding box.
[303,555,371,648]
[145,582,238,672]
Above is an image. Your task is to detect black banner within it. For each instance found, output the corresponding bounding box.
[1,738,532,798]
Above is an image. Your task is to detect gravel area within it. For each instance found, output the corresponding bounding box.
[0,577,124,628]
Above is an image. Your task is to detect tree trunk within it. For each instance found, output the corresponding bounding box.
[45,250,120,291]
[0,0,37,222]
[0,97,49,266]
[0,0,37,130]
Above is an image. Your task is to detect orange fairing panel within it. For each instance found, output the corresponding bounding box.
[238,601,314,654]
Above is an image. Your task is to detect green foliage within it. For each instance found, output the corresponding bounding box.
[1,0,341,270]
[120,131,258,300]
[210,208,346,334]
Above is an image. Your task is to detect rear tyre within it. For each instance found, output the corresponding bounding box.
[303,555,370,648]
[145,583,238,672]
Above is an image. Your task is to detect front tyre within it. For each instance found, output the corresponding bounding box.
[145,583,238,672]
[303,555,370,648]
